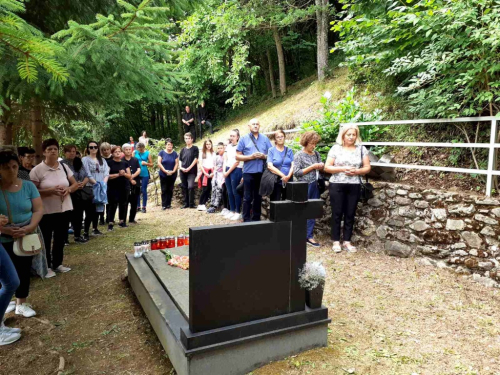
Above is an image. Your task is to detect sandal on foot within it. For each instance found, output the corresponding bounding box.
[342,243,357,253]
[332,242,342,253]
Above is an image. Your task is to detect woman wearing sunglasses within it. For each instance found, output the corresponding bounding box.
[82,141,109,237]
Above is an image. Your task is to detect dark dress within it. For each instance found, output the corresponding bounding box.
[107,159,130,222]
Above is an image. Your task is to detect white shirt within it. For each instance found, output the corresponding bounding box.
[200,152,214,169]
[225,143,243,168]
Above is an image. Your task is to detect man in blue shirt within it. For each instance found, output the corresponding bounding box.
[236,118,272,222]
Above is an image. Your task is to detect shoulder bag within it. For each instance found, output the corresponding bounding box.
[315,151,327,195]
[358,146,374,202]
[63,163,93,202]
[259,147,288,197]
[1,189,42,257]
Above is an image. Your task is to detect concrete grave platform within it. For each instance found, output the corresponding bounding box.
[127,245,329,375]
[127,182,330,375]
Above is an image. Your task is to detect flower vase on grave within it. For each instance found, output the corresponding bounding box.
[305,281,324,309]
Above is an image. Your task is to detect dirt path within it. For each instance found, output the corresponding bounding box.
[1,204,499,375]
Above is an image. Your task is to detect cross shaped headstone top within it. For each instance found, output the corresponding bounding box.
[269,181,324,312]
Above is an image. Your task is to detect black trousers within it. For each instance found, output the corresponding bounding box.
[39,211,70,269]
[329,183,361,242]
[108,188,130,223]
[128,184,140,222]
[242,172,263,222]
[199,179,212,205]
[4,241,32,299]
[160,174,177,208]
[72,197,93,237]
[180,172,196,207]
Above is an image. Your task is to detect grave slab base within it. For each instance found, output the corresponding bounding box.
[127,254,330,375]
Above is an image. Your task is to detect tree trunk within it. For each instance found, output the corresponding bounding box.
[31,99,43,163]
[266,49,277,98]
[272,27,286,96]
[166,106,172,133]
[0,98,13,145]
[175,100,183,142]
[316,0,329,81]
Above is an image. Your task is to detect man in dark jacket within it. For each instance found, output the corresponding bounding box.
[182,106,196,141]
[197,100,212,136]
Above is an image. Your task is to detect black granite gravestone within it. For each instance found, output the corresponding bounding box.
[187,182,323,332]
[188,221,291,332]
[270,182,324,312]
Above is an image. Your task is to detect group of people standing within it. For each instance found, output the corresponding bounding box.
[0,135,154,345]
[233,119,371,251]
[169,118,371,250]
[0,118,371,346]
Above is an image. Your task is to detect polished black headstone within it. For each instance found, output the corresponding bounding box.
[270,181,323,312]
[189,221,291,333]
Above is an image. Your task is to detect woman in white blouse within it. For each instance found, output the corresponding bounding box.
[197,139,214,211]
[324,125,371,253]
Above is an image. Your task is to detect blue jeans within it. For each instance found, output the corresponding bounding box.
[0,243,20,323]
[225,167,242,213]
[138,176,149,208]
[307,181,320,239]
[242,172,262,222]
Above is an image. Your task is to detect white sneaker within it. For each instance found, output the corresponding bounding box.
[219,208,229,216]
[223,210,233,218]
[54,265,71,273]
[230,213,242,221]
[0,327,21,346]
[45,268,56,278]
[1,322,21,334]
[198,205,206,211]
[15,303,36,318]
[5,301,15,314]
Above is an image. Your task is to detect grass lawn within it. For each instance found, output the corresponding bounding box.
[1,201,499,375]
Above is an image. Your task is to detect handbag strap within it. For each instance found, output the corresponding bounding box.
[1,189,13,224]
[358,146,369,184]
[249,133,266,168]
[61,162,71,185]
[276,146,288,171]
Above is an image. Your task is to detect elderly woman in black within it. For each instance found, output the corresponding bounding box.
[106,146,131,231]
[324,124,371,253]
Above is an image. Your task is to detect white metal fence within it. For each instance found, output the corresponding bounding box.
[265,117,499,196]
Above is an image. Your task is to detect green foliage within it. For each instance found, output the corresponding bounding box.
[294,87,385,159]
[0,0,69,83]
[178,0,260,107]
[53,0,183,106]
[178,0,318,107]
[333,0,500,118]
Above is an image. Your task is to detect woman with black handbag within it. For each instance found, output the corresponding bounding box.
[266,129,294,201]
[324,124,371,253]
[69,157,93,243]
[293,131,324,247]
[0,150,43,318]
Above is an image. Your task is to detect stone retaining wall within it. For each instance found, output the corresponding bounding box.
[314,181,500,286]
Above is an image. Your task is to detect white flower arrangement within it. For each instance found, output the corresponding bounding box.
[298,262,326,291]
